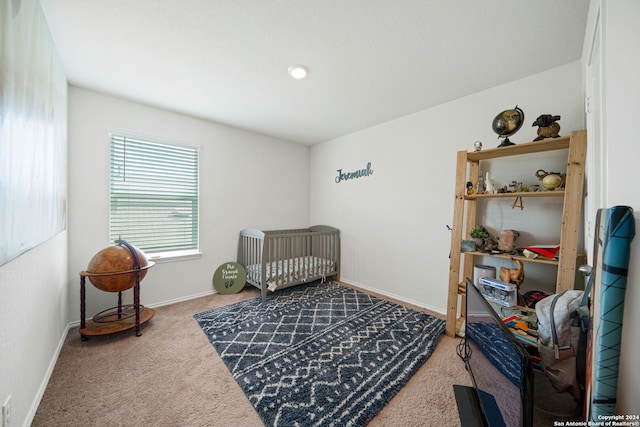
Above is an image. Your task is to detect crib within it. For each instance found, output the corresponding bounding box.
[237,225,340,301]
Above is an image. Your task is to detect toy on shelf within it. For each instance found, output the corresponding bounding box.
[532,114,561,141]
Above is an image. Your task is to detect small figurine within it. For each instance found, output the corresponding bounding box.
[483,238,497,251]
[500,258,525,287]
[476,175,486,194]
[532,114,561,141]
[485,172,496,194]
[499,258,527,306]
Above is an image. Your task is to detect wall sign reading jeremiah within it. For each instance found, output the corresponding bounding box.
[335,162,374,183]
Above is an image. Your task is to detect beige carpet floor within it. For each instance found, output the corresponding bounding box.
[32,283,580,426]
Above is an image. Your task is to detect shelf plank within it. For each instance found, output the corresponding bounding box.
[465,190,564,200]
[463,251,559,265]
[466,136,571,161]
[80,307,155,336]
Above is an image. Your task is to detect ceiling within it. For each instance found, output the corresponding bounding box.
[38,0,589,145]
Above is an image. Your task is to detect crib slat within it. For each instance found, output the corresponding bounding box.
[323,233,328,275]
[279,237,283,286]
[287,235,292,285]
[263,237,269,298]
[282,236,287,286]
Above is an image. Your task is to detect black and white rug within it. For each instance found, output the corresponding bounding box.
[194,281,445,427]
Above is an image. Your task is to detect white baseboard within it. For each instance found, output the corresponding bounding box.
[339,278,445,316]
[146,289,217,310]
[25,322,74,427]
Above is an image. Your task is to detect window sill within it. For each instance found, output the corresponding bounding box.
[146,249,202,263]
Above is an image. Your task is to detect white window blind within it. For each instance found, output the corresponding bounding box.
[110,134,199,253]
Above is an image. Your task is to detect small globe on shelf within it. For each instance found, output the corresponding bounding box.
[492,106,524,147]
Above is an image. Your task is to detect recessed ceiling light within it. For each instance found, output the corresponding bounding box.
[288,64,309,80]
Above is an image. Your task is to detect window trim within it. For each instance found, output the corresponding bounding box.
[147,248,202,263]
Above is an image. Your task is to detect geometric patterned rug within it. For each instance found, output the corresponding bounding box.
[194,281,445,426]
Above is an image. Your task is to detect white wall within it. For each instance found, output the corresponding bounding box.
[0,1,68,426]
[0,234,69,427]
[68,87,310,321]
[597,0,640,414]
[310,61,585,312]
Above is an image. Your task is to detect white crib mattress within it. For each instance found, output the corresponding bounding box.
[246,256,336,290]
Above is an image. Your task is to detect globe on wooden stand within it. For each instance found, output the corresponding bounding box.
[79,240,155,340]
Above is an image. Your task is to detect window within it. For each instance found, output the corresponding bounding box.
[109,133,199,257]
